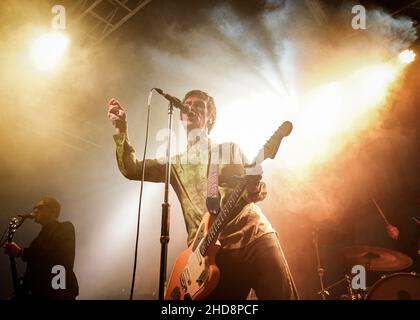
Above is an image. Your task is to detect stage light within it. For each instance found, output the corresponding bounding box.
[398,49,415,64]
[29,30,70,72]
[211,90,296,161]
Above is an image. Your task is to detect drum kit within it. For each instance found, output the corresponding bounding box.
[343,245,418,300]
[314,242,420,300]
[312,198,420,300]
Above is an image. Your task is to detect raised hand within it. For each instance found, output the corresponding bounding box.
[107,98,128,134]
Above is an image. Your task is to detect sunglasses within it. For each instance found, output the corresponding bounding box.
[181,100,207,114]
[33,204,49,211]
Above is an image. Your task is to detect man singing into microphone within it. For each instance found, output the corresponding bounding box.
[3,197,79,299]
[108,90,298,299]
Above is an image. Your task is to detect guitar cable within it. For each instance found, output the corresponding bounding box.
[129,89,154,300]
[0,225,8,247]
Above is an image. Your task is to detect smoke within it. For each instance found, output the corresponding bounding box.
[367,8,417,54]
[0,0,418,299]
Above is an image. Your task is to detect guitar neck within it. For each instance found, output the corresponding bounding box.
[7,216,25,297]
[9,255,20,295]
[199,178,248,256]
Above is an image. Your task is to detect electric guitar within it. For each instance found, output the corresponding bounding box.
[165,121,293,300]
[7,215,27,299]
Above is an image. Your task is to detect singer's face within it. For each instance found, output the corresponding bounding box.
[181,96,209,133]
[33,201,55,225]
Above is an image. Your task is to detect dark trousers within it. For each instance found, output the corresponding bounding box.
[206,232,299,300]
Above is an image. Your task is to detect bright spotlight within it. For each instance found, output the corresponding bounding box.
[398,49,416,64]
[29,31,70,72]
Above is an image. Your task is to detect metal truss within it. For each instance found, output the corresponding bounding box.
[391,0,420,16]
[70,0,152,46]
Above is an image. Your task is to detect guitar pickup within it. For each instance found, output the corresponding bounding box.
[180,273,188,292]
[196,269,208,286]
[194,251,203,266]
[185,269,192,285]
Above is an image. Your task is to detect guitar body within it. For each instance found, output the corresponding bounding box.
[165,213,221,300]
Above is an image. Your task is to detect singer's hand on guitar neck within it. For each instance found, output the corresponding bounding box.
[3,242,23,258]
[246,176,262,194]
[245,163,263,194]
[108,98,128,135]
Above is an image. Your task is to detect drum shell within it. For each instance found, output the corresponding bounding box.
[365,272,420,300]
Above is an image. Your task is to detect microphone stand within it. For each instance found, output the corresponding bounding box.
[158,101,174,300]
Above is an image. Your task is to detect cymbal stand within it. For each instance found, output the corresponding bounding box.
[316,274,361,300]
[345,274,357,300]
[317,276,345,296]
[313,228,328,300]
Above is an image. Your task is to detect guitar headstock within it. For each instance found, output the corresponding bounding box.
[8,218,19,242]
[7,216,25,243]
[252,121,293,164]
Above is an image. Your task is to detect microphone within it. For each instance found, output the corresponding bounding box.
[17,213,35,220]
[153,88,191,114]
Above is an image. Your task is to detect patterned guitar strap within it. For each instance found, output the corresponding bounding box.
[206,143,220,215]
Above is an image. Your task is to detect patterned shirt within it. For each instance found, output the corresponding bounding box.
[114,133,275,249]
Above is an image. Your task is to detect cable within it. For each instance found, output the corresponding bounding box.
[129,89,154,300]
[0,220,11,247]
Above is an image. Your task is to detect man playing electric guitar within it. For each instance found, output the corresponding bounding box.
[108,90,298,299]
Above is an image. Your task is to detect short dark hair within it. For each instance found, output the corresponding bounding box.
[182,90,217,133]
[38,197,61,218]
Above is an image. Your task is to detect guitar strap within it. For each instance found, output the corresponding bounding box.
[206,143,220,215]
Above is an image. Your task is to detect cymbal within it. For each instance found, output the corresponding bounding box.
[341,245,413,272]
